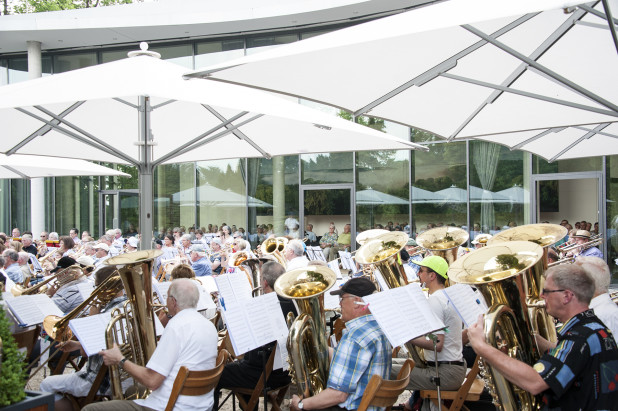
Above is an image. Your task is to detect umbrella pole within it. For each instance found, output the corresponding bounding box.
[138,96,154,250]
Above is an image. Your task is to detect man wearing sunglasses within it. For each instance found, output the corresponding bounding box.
[468,264,618,410]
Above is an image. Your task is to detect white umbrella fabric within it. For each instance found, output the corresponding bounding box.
[0,49,426,247]
[189,0,618,160]
[356,188,409,205]
[0,154,130,179]
[411,186,445,204]
[173,184,273,208]
[496,185,527,204]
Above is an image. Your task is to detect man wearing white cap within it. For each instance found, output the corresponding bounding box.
[92,243,111,270]
[395,255,465,411]
[471,233,492,249]
[568,230,602,259]
[190,245,211,277]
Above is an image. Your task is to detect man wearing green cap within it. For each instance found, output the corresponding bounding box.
[392,255,465,410]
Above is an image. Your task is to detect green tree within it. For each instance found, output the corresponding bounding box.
[9,0,136,14]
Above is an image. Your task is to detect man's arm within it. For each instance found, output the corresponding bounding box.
[99,344,166,391]
[468,316,549,395]
[290,389,348,411]
[411,333,444,351]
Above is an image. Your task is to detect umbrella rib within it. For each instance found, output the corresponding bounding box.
[202,105,272,159]
[572,124,618,138]
[2,165,29,179]
[352,12,537,118]
[441,73,618,117]
[462,23,618,114]
[112,97,139,109]
[6,101,85,154]
[153,113,264,165]
[33,105,138,166]
[152,110,250,166]
[549,123,610,162]
[449,9,589,140]
[511,127,566,150]
[580,2,618,55]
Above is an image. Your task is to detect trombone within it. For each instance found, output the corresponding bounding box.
[558,234,603,256]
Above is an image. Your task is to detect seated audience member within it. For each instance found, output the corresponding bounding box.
[84,279,218,411]
[190,244,211,277]
[319,224,338,261]
[21,233,38,255]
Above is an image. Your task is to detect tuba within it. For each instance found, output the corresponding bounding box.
[487,223,567,344]
[104,249,162,399]
[416,226,469,267]
[355,231,429,368]
[274,265,337,397]
[449,241,545,411]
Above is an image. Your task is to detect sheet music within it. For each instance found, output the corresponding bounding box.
[441,284,488,328]
[215,271,252,306]
[6,294,63,326]
[154,314,164,337]
[76,282,95,301]
[327,260,342,279]
[69,312,112,357]
[373,269,390,292]
[363,284,445,348]
[305,247,316,261]
[403,265,418,282]
[29,254,43,272]
[153,281,215,311]
[324,279,347,310]
[196,276,218,293]
[2,271,15,293]
[338,251,355,271]
[309,246,326,262]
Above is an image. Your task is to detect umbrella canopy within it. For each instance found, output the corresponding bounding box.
[411,186,445,203]
[189,0,618,160]
[496,185,527,204]
[0,48,424,247]
[0,154,130,179]
[356,188,409,205]
[173,184,273,208]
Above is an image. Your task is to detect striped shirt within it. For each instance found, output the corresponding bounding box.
[328,314,391,411]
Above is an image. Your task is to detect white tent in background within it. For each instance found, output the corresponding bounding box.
[356,188,409,205]
[0,154,130,179]
[411,186,445,204]
[0,47,426,247]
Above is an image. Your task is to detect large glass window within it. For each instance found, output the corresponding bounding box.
[53,52,97,73]
[0,60,8,85]
[101,48,134,63]
[0,180,11,231]
[195,39,245,68]
[150,44,193,68]
[7,57,52,83]
[246,34,297,55]
[53,176,97,236]
[154,164,183,239]
[10,180,29,232]
[301,153,353,184]
[533,156,602,174]
[411,141,467,238]
[469,141,525,238]
[606,156,618,280]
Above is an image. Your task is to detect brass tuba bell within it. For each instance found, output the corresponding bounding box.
[416,226,469,267]
[274,265,337,398]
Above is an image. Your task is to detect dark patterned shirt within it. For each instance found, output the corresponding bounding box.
[535,309,618,411]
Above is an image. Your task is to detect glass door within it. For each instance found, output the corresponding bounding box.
[300,185,355,251]
[99,189,139,237]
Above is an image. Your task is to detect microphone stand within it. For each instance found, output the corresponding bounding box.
[426,333,442,406]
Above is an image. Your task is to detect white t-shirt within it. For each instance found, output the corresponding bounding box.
[423,290,463,362]
[135,308,218,411]
[590,293,618,336]
[287,255,309,271]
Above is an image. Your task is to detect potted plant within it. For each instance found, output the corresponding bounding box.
[0,299,53,410]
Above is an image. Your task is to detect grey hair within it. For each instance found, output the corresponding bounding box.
[261,261,286,289]
[115,228,121,235]
[235,239,249,251]
[17,252,30,263]
[287,239,304,257]
[546,264,595,304]
[168,278,199,310]
[3,249,18,262]
[49,232,59,240]
[210,238,222,246]
[100,235,113,243]
[21,234,33,242]
[105,229,116,237]
[575,256,610,295]
[181,234,192,242]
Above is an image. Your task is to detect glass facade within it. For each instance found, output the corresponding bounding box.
[0,20,614,281]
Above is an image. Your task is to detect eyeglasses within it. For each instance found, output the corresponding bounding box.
[339,295,357,302]
[542,288,566,295]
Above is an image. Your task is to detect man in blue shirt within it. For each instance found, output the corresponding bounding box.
[190,244,211,277]
[2,249,23,284]
[568,230,603,259]
[290,278,391,411]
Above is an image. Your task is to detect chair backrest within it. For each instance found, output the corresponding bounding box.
[357,359,415,411]
[164,349,230,411]
[12,324,41,358]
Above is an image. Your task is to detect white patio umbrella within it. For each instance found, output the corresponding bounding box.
[411,186,445,204]
[188,0,618,160]
[173,184,273,208]
[0,47,424,247]
[496,184,527,204]
[0,154,130,179]
[356,188,409,205]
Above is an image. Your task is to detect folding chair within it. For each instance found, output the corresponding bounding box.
[357,359,415,411]
[165,349,230,411]
[419,356,484,411]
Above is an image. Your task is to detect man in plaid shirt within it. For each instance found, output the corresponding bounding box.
[291,278,391,411]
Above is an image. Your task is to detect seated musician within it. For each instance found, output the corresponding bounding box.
[190,244,212,277]
[468,264,618,410]
[3,249,23,284]
[84,278,219,411]
[290,277,391,411]
[285,239,309,271]
[40,266,127,411]
[17,251,33,284]
[21,233,38,255]
[394,256,465,411]
[46,256,89,315]
[125,237,139,252]
[214,261,297,409]
[210,238,223,275]
[567,230,603,259]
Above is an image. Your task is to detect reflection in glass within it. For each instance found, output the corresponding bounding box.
[305,189,351,245]
[246,34,297,55]
[533,155,601,174]
[196,40,245,68]
[411,141,466,237]
[301,153,353,184]
[606,156,618,280]
[7,57,52,83]
[53,53,97,73]
[150,44,193,68]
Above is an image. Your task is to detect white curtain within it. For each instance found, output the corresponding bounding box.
[472,142,501,232]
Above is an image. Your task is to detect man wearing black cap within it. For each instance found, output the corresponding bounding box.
[46,256,88,315]
[290,277,391,411]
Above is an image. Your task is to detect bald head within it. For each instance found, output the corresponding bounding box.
[168,278,199,310]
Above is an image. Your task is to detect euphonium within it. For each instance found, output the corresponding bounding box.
[104,249,163,374]
[274,265,337,397]
[416,226,469,267]
[488,223,567,344]
[355,231,430,368]
[449,241,545,411]
[260,237,288,268]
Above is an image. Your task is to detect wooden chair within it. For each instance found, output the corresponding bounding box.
[228,344,290,411]
[419,356,484,411]
[357,359,415,411]
[164,349,230,411]
[12,324,41,359]
[330,318,346,346]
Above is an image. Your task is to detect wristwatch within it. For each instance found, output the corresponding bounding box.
[119,358,127,368]
[298,400,304,410]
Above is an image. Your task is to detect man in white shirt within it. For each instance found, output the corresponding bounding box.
[284,239,309,271]
[576,256,618,335]
[69,228,82,246]
[84,278,218,411]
